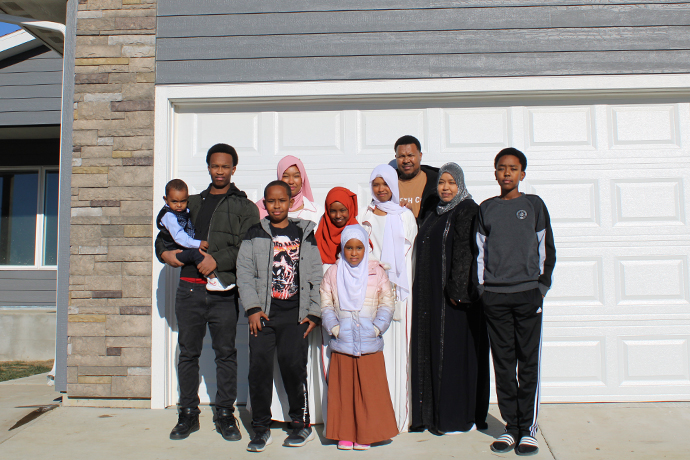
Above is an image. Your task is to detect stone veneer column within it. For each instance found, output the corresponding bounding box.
[67,0,157,406]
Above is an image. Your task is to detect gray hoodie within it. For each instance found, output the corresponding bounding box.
[236,217,322,321]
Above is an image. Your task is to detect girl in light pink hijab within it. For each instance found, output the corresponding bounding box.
[256,155,320,223]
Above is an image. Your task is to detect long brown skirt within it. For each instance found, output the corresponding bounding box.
[326,351,398,445]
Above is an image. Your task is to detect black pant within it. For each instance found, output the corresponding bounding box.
[482,288,543,439]
[175,248,205,266]
[248,306,309,430]
[175,280,239,413]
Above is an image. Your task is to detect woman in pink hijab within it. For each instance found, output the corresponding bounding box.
[256,155,321,224]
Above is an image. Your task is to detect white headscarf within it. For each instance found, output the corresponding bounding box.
[336,225,370,312]
[369,164,411,301]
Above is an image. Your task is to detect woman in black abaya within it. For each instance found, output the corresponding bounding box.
[410,162,490,435]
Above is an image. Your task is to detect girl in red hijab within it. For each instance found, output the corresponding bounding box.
[315,187,360,427]
[316,187,359,266]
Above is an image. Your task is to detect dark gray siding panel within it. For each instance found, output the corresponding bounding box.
[0,111,62,125]
[158,4,690,37]
[158,0,681,16]
[156,1,690,85]
[157,27,690,61]
[157,50,690,84]
[0,46,63,126]
[0,270,57,307]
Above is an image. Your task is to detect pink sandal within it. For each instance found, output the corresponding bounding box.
[354,443,370,450]
[338,440,354,450]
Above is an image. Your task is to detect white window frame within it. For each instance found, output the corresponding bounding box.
[0,165,59,270]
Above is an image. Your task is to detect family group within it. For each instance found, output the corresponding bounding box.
[155,135,556,456]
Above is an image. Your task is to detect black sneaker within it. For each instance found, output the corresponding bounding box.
[214,408,242,441]
[516,436,539,456]
[169,407,200,440]
[490,433,516,453]
[284,425,315,447]
[247,430,272,452]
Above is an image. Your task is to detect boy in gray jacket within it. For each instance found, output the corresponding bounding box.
[237,180,323,453]
[476,148,556,456]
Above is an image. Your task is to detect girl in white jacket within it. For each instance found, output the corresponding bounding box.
[321,224,398,450]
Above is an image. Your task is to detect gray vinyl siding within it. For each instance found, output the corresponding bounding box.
[156,1,690,85]
[0,270,57,307]
[0,46,63,126]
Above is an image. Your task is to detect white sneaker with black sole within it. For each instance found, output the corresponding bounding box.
[247,430,272,452]
[283,425,315,447]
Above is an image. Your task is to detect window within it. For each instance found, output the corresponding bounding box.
[0,168,59,267]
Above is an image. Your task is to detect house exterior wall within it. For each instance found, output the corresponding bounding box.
[67,0,690,405]
[67,0,156,402]
[156,1,690,84]
[0,271,57,307]
[0,45,62,125]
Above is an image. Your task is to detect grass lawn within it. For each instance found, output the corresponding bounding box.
[0,360,53,382]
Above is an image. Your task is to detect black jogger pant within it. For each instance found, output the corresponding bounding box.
[482,288,543,439]
[175,280,239,413]
[248,305,310,430]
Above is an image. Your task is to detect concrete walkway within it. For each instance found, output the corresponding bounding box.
[1,374,688,459]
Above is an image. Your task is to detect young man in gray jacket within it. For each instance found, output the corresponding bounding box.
[476,148,556,457]
[237,180,323,452]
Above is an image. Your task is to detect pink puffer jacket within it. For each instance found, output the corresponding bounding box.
[320,260,395,357]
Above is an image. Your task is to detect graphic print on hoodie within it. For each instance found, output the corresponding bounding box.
[270,222,301,300]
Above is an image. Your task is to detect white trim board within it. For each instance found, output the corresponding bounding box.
[156,74,690,105]
[151,74,690,409]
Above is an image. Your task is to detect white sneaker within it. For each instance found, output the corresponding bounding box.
[206,277,231,291]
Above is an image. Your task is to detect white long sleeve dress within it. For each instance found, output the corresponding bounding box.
[360,204,418,432]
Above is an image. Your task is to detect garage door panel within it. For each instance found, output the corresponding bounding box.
[547,256,604,306]
[531,179,601,226]
[612,178,685,225]
[168,99,690,403]
[541,336,607,387]
[542,325,690,401]
[441,107,510,151]
[547,246,690,316]
[615,256,689,305]
[619,336,690,385]
[277,111,345,156]
[525,106,596,149]
[609,104,681,148]
[358,109,427,154]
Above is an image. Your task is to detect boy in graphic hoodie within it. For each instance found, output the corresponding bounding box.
[237,180,323,453]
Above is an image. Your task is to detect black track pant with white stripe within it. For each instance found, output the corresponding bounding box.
[248,305,310,430]
[482,288,543,439]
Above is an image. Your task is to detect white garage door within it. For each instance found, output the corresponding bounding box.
[167,99,690,404]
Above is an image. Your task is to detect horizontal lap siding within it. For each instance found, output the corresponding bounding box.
[158,1,689,15]
[0,270,57,306]
[0,47,63,126]
[156,2,690,84]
